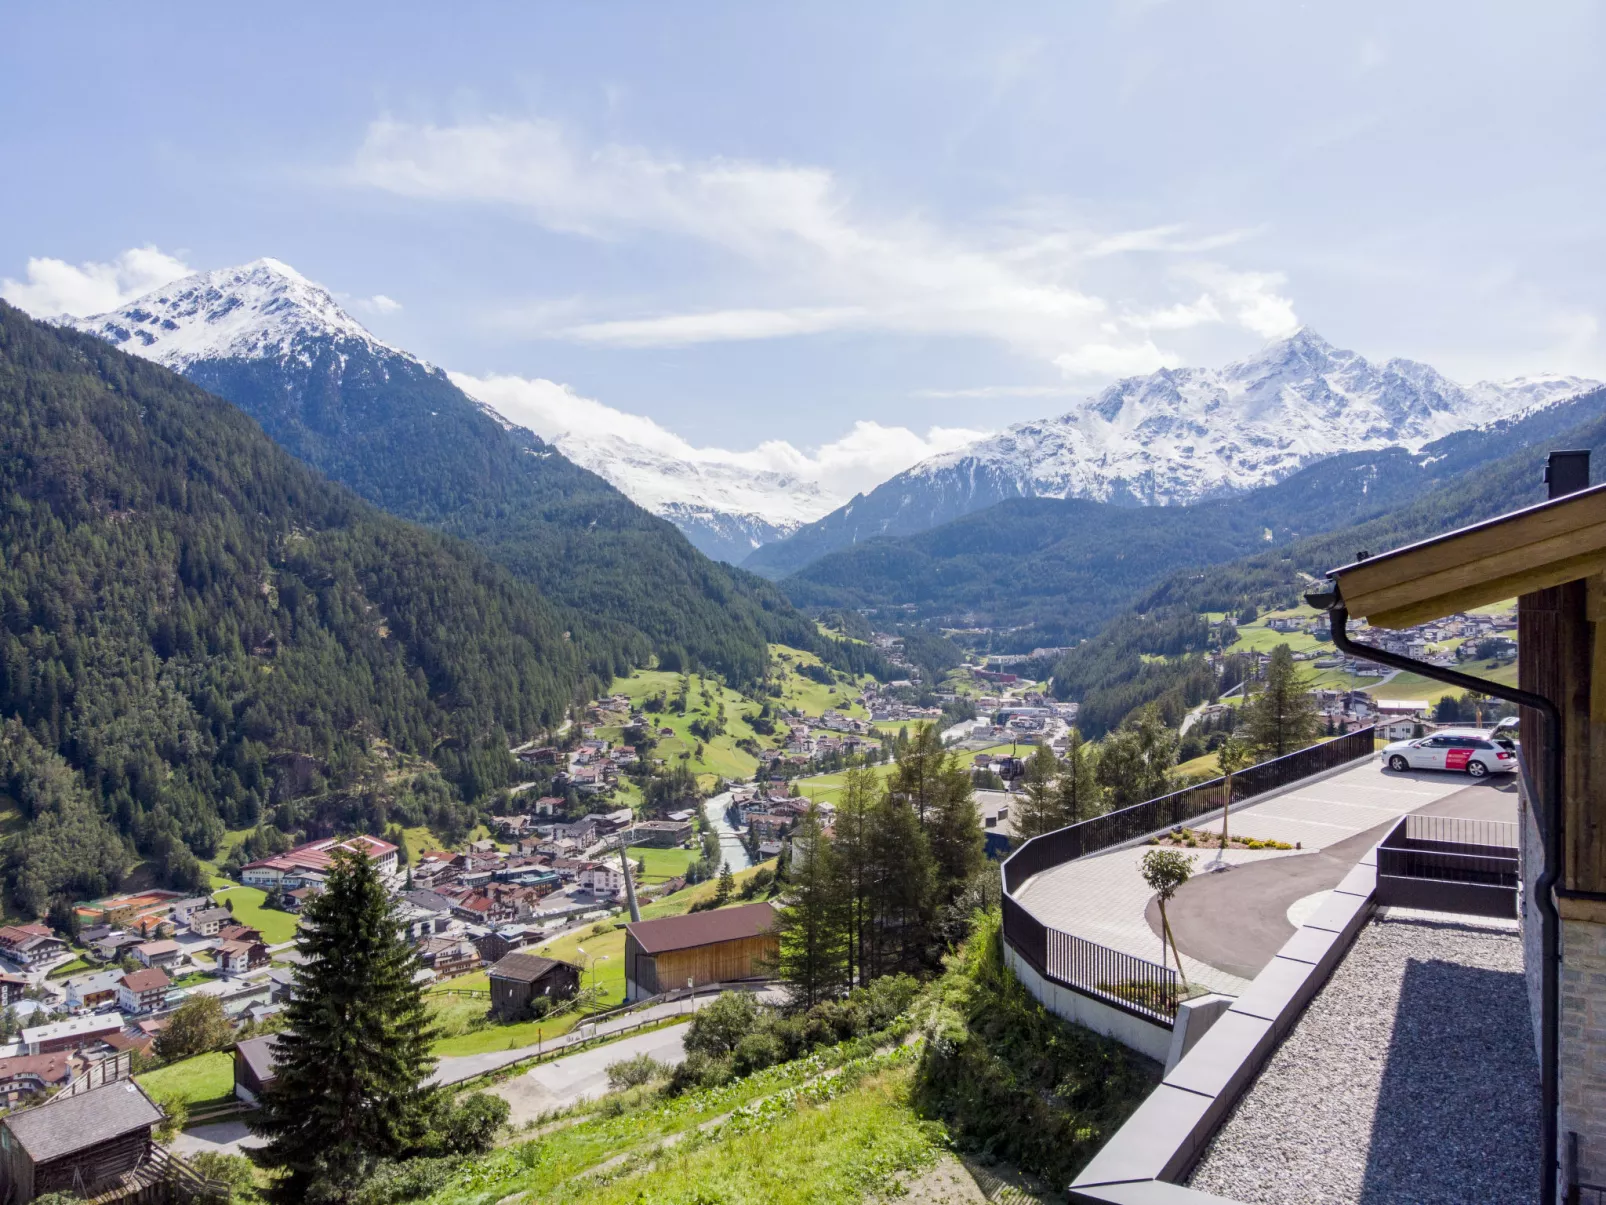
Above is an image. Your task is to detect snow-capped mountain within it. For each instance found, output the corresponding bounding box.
[744,328,1599,577]
[66,258,407,370]
[63,259,823,561]
[524,429,827,562]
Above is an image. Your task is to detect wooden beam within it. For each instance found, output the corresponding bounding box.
[1335,487,1606,627]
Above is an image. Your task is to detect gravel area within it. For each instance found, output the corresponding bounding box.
[1188,912,1538,1205]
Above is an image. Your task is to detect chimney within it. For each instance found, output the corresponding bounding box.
[1546,449,1591,500]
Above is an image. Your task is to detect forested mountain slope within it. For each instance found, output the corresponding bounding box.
[781,386,1606,648]
[1050,399,1606,733]
[0,302,614,912]
[72,261,847,687]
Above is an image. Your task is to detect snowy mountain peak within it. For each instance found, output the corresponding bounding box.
[900,329,1602,510]
[65,259,404,371]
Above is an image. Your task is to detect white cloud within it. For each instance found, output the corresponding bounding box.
[1179,264,1301,339]
[1,246,191,318]
[368,294,402,313]
[563,306,864,347]
[349,116,1295,379]
[911,384,1081,399]
[1126,294,1223,331]
[1054,340,1178,379]
[451,369,988,518]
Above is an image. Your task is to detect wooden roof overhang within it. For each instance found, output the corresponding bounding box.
[1326,481,1606,629]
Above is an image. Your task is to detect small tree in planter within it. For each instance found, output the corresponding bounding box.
[1141,847,1195,992]
[1214,734,1254,858]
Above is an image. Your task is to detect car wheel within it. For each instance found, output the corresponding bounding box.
[1467,760,1489,778]
[1388,755,1409,772]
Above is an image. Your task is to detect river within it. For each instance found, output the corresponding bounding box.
[701,789,754,872]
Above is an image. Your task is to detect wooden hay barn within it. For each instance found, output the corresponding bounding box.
[623,902,778,1001]
[0,1079,163,1202]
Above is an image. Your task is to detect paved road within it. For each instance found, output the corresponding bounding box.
[1156,775,1518,981]
[489,1022,692,1124]
[1017,759,1477,994]
[173,1009,714,1157]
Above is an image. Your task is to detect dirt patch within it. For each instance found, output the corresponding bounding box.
[878,1155,1063,1204]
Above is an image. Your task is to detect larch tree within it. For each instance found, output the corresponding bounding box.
[1057,728,1103,823]
[1015,743,1064,839]
[250,848,438,1202]
[771,803,849,1006]
[927,761,985,905]
[1095,707,1178,810]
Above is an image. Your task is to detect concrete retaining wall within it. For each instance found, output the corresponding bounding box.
[1004,944,1174,1064]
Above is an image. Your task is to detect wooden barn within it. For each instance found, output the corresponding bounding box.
[623,902,778,1001]
[233,1033,281,1103]
[487,952,581,1022]
[0,1078,163,1202]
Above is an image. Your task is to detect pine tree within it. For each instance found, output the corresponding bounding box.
[1056,728,1103,823]
[250,848,438,1201]
[1015,744,1064,839]
[1244,645,1320,759]
[771,804,849,1006]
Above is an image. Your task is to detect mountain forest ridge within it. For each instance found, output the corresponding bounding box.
[64,258,1598,571]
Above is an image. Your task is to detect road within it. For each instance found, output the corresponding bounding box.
[488,1021,692,1124]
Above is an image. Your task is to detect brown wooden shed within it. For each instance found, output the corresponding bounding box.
[486,952,581,1022]
[623,902,778,1001]
[0,1079,163,1202]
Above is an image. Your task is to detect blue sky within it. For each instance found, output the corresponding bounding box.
[2,1,1603,485]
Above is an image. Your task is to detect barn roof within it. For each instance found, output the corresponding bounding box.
[625,902,777,955]
[234,1033,282,1086]
[488,952,577,983]
[1327,480,1606,628]
[2,1079,162,1164]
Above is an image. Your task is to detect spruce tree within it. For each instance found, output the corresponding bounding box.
[890,723,948,821]
[1245,645,1320,759]
[1056,729,1103,823]
[771,804,849,1005]
[714,861,735,907]
[251,848,438,1202]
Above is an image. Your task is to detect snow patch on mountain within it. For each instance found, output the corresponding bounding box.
[908,328,1599,506]
[64,258,410,371]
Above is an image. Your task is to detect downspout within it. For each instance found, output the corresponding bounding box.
[1307,589,1563,1205]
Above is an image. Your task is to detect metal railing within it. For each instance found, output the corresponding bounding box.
[1003,726,1378,894]
[1403,813,1518,850]
[1000,727,1379,1024]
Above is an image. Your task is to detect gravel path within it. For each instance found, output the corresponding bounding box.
[1188,913,1538,1205]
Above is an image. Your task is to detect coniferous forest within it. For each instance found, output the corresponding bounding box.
[0,303,629,910]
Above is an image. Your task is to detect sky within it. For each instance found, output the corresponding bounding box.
[2,1,1604,496]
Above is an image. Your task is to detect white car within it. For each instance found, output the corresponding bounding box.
[1382,729,1519,778]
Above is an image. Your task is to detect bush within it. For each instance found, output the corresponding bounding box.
[605,1053,667,1090]
[665,1050,735,1095]
[733,1029,784,1075]
[185,1151,256,1199]
[351,1157,462,1205]
[424,1092,509,1156]
[683,991,761,1057]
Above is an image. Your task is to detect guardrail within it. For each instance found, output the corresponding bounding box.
[1001,727,1379,1025]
